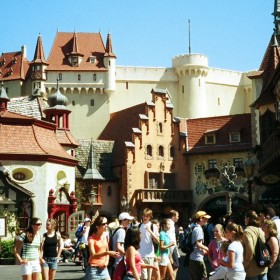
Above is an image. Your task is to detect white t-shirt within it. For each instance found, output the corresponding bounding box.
[227,240,244,272]
[190,224,204,262]
[139,221,159,258]
[112,227,125,267]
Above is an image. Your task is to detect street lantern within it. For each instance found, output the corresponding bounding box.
[88,190,96,205]
[121,196,129,212]
[244,153,255,204]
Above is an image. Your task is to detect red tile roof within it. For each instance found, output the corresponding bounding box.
[0,51,29,81]
[47,32,107,71]
[32,35,48,64]
[0,110,77,165]
[186,114,252,154]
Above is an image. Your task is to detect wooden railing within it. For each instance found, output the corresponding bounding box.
[135,189,192,203]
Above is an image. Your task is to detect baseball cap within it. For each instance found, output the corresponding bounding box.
[84,217,91,222]
[119,212,134,221]
[195,211,211,219]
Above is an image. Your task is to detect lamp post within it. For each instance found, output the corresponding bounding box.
[121,196,129,212]
[244,153,255,204]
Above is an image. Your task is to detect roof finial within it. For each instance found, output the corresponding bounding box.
[56,78,59,90]
[188,19,191,55]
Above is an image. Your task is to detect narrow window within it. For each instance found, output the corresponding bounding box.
[59,73,62,80]
[78,74,81,81]
[90,99,94,106]
[159,145,164,157]
[159,122,163,133]
[72,101,75,106]
[182,85,184,93]
[147,145,153,157]
[170,146,175,158]
[93,74,96,81]
[126,82,128,90]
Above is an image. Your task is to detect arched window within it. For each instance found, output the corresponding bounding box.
[159,145,164,157]
[147,145,153,156]
[159,122,163,133]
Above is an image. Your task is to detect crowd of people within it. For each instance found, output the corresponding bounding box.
[12,206,280,280]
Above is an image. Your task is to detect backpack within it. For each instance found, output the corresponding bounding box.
[180,225,196,254]
[75,224,83,239]
[112,257,127,280]
[254,234,271,268]
[108,227,121,267]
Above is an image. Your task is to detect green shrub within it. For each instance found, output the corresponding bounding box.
[0,240,14,258]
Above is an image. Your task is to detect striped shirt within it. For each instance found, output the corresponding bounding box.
[19,232,41,260]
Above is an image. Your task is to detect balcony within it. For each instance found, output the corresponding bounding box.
[135,189,193,203]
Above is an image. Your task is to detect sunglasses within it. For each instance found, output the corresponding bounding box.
[34,223,42,226]
[101,222,108,226]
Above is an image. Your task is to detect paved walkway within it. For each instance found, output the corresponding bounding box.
[0,253,190,279]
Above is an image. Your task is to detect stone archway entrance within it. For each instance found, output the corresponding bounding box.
[201,194,248,223]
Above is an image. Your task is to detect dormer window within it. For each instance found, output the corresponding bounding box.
[71,56,78,66]
[204,129,218,144]
[229,131,240,143]
[205,133,216,144]
[90,56,96,63]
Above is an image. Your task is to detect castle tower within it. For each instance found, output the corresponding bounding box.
[172,54,208,119]
[103,33,116,94]
[30,34,48,95]
[44,79,70,129]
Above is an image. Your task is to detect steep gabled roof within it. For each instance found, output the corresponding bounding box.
[47,32,107,71]
[99,103,146,166]
[186,114,252,154]
[0,51,29,81]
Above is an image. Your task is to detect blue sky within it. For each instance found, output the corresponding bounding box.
[1,0,273,71]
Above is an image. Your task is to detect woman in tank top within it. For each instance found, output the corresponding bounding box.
[85,215,120,280]
[41,218,63,280]
[13,217,43,280]
[124,226,158,280]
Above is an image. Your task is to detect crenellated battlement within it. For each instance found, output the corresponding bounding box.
[172,53,208,68]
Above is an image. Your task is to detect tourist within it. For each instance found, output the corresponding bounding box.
[261,219,280,280]
[188,211,210,280]
[85,215,120,280]
[138,208,159,280]
[217,223,246,279]
[13,217,43,280]
[208,223,227,270]
[41,218,63,280]
[158,218,175,280]
[243,210,268,280]
[124,226,158,280]
[61,233,75,262]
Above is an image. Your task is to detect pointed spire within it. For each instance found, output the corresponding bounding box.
[273,0,280,35]
[104,33,116,58]
[72,32,79,54]
[83,140,104,180]
[0,81,10,112]
[32,34,48,64]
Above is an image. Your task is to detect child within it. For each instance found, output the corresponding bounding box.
[61,233,74,262]
[209,241,229,280]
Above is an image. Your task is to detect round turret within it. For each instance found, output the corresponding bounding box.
[172,53,209,119]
